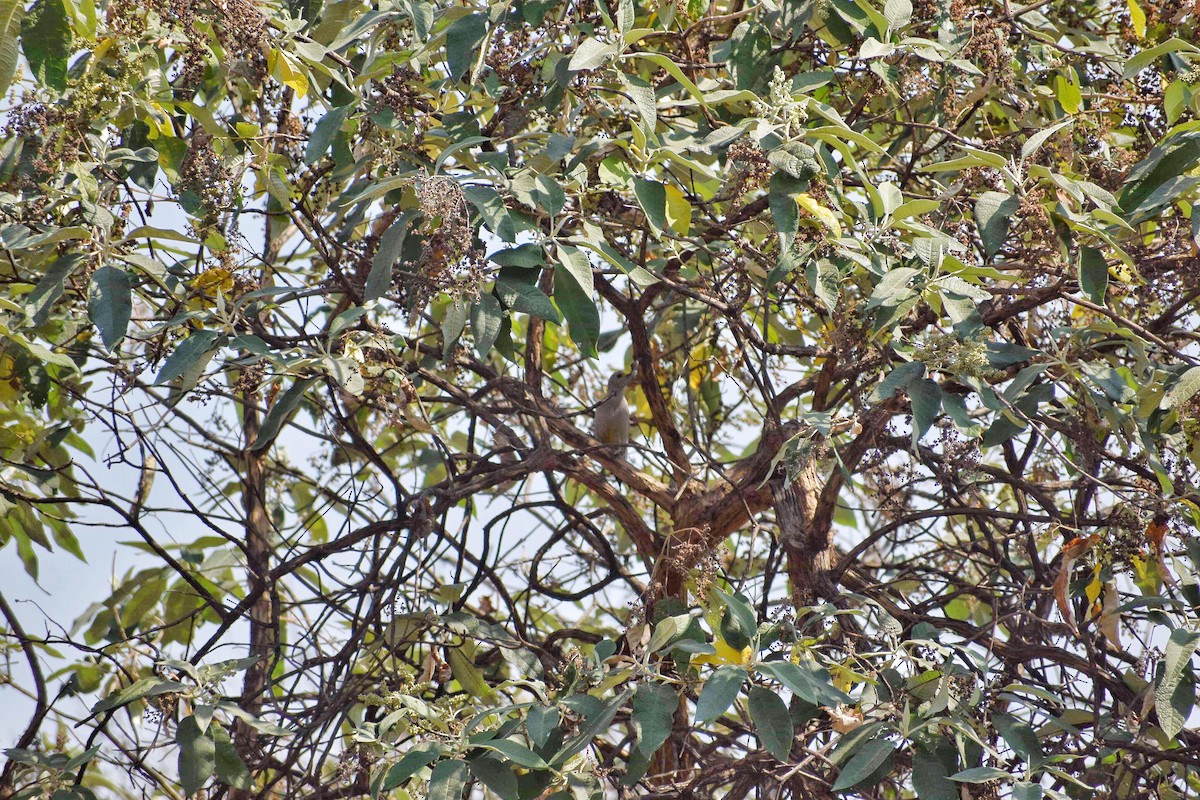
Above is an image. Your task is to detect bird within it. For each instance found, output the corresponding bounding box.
[593,371,633,455]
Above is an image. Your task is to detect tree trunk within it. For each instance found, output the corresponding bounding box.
[773,462,835,607]
[232,390,277,798]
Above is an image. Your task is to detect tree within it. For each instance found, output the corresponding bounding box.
[3,0,1200,796]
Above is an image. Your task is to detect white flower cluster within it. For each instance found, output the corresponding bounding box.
[750,67,809,139]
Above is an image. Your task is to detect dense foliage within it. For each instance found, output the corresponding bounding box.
[4,0,1200,797]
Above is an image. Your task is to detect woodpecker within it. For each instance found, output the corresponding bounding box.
[593,371,633,455]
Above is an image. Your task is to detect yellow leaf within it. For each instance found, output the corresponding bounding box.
[688,344,713,391]
[89,37,115,67]
[829,663,856,693]
[693,637,751,667]
[0,354,21,403]
[1109,262,1135,284]
[664,183,691,235]
[795,192,842,237]
[190,267,235,297]
[1085,564,1103,607]
[1055,69,1082,115]
[1129,552,1162,596]
[1128,0,1146,38]
[269,48,309,98]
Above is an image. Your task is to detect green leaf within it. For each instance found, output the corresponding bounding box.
[806,258,840,310]
[1119,131,1200,222]
[490,244,544,267]
[1013,782,1042,800]
[553,248,599,358]
[444,13,486,81]
[88,266,133,351]
[912,742,958,800]
[193,703,214,733]
[975,191,1019,260]
[713,587,757,637]
[696,665,746,723]
[909,378,942,441]
[1021,119,1073,161]
[22,0,71,90]
[367,212,415,302]
[0,0,23,97]
[1156,627,1200,738]
[427,759,470,800]
[382,744,442,790]
[649,616,690,655]
[62,745,102,771]
[1162,366,1200,410]
[882,0,912,30]
[481,739,547,770]
[620,73,656,134]
[90,677,190,716]
[702,124,748,153]
[155,330,222,385]
[121,225,201,244]
[177,715,216,796]
[253,377,318,451]
[624,52,709,109]
[526,705,559,748]
[632,683,676,756]
[552,690,628,765]
[555,244,593,297]
[304,104,352,164]
[755,661,853,707]
[1055,72,1082,114]
[994,714,1044,765]
[122,573,166,629]
[469,755,518,800]
[729,20,771,90]
[769,142,822,181]
[1124,175,1200,222]
[1122,38,1200,79]
[950,766,1012,783]
[470,293,504,357]
[569,37,617,71]
[616,0,633,32]
[867,266,920,309]
[747,686,793,761]
[925,146,1009,172]
[26,252,83,326]
[534,174,565,216]
[441,299,469,358]
[400,0,432,40]
[572,228,658,285]
[211,722,252,790]
[1077,246,1108,303]
[327,9,398,51]
[633,179,667,234]
[495,275,562,323]
[831,737,895,792]
[870,361,926,402]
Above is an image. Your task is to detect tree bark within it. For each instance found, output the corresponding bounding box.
[232,390,278,798]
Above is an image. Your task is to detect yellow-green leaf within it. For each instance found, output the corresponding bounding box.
[664,183,691,235]
[446,645,495,701]
[269,47,309,97]
[1055,69,1081,114]
[795,192,842,237]
[1128,0,1145,38]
